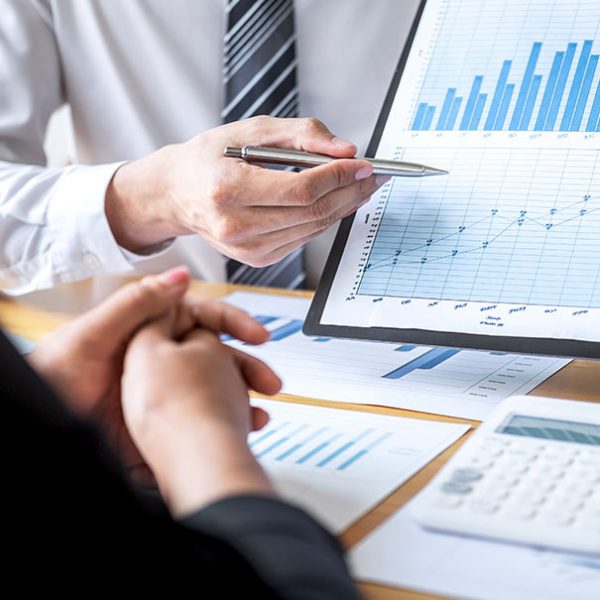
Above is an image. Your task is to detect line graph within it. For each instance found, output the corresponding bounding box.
[356,147,600,307]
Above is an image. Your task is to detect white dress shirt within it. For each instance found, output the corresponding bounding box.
[0,0,418,295]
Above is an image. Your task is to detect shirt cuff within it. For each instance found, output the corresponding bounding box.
[47,162,172,281]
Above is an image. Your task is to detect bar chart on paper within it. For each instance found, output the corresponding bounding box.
[223,293,568,420]
[250,399,469,532]
[411,1,600,132]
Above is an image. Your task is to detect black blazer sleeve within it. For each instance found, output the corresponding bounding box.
[183,496,362,600]
[1,330,361,598]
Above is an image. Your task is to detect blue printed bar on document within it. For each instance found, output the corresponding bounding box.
[249,420,395,472]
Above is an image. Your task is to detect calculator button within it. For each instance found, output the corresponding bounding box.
[441,481,473,495]
[501,460,531,475]
[570,469,600,483]
[558,482,593,497]
[574,459,600,470]
[434,495,464,509]
[511,491,547,506]
[481,435,511,446]
[506,506,538,521]
[539,457,573,469]
[521,479,555,494]
[505,447,539,460]
[543,469,566,480]
[468,499,499,514]
[465,457,495,470]
[493,474,521,488]
[450,468,484,482]
[540,511,574,527]
[545,498,582,514]
[474,487,510,502]
[477,447,505,458]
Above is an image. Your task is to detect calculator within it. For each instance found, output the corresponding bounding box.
[411,395,600,555]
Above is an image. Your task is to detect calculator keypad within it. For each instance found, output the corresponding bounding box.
[436,436,600,538]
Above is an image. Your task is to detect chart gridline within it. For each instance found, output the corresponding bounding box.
[357,147,600,308]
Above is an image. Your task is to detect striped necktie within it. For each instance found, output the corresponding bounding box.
[223,0,306,289]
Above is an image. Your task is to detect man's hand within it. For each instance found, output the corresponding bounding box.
[29,266,277,471]
[106,116,388,265]
[122,303,282,516]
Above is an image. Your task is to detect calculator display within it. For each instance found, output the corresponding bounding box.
[497,415,600,446]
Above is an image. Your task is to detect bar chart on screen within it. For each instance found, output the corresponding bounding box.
[223,293,568,420]
[409,0,600,133]
[249,399,470,532]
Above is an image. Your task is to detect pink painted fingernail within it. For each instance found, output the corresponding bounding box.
[158,266,190,287]
[355,165,373,180]
[332,136,355,149]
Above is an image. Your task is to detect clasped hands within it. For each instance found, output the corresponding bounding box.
[30,267,280,516]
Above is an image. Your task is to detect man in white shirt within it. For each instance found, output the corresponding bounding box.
[0,0,418,295]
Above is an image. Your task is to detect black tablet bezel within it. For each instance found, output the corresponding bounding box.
[304,0,599,360]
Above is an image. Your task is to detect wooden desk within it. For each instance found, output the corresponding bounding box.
[1,279,599,600]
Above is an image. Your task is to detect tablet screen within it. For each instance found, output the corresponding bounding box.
[306,0,600,358]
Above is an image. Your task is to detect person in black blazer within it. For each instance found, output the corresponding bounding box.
[3,266,361,598]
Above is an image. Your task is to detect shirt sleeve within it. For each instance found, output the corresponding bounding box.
[182,495,363,600]
[0,1,166,295]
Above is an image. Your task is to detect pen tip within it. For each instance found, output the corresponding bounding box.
[423,166,449,176]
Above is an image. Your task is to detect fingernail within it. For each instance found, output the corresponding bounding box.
[332,136,355,149]
[355,165,373,181]
[375,175,392,187]
[157,266,190,287]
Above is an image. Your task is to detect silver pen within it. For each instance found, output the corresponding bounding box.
[224,145,448,177]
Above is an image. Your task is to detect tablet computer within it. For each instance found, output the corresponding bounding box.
[304,0,600,359]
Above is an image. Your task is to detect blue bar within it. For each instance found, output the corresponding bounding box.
[313,337,331,342]
[519,74,542,130]
[510,42,542,130]
[422,105,436,130]
[571,54,598,130]
[338,450,367,470]
[490,351,508,356]
[278,426,328,460]
[587,81,600,131]
[250,428,278,448]
[269,319,303,341]
[446,97,462,130]
[494,84,515,129]
[276,443,302,461]
[395,344,419,352]
[437,88,456,129]
[317,441,355,467]
[545,43,577,130]
[484,60,512,130]
[412,103,428,130]
[337,433,393,471]
[383,347,459,379]
[560,40,593,130]
[254,315,279,326]
[534,51,564,130]
[469,93,488,130]
[256,436,290,458]
[296,433,342,464]
[460,75,483,130]
[420,348,461,369]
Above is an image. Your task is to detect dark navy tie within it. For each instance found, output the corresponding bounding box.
[223,0,305,288]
